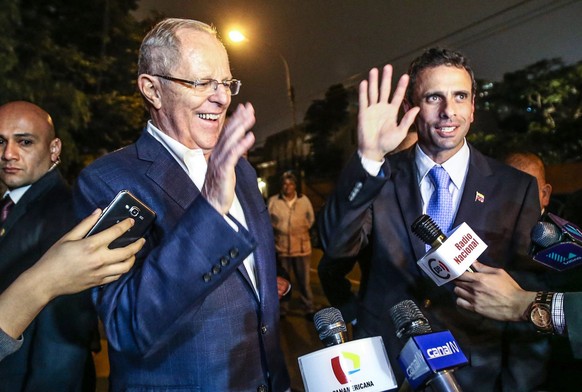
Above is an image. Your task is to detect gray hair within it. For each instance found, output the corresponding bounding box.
[138,18,220,77]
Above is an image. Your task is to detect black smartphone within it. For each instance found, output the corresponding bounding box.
[85,190,156,249]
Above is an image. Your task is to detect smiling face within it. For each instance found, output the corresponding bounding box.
[412,65,475,164]
[144,28,233,152]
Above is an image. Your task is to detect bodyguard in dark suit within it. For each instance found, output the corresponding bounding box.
[74,19,290,391]
[318,48,546,391]
[0,101,97,391]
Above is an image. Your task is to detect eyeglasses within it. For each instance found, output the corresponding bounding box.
[153,74,241,96]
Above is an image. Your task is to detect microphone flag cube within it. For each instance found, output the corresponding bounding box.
[417,222,487,286]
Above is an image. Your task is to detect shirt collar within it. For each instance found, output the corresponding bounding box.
[415,139,470,189]
[3,185,32,204]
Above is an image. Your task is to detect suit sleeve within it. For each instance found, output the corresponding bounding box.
[564,292,582,358]
[74,172,257,357]
[317,154,388,322]
[318,153,388,258]
[23,293,95,391]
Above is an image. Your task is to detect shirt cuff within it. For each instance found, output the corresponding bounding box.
[358,151,384,176]
[552,292,566,335]
[0,328,23,361]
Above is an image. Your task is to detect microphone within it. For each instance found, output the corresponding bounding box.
[299,307,398,391]
[530,212,582,271]
[411,214,448,249]
[313,307,348,347]
[390,300,467,392]
[411,215,486,286]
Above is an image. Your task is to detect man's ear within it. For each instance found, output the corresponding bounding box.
[138,74,163,109]
[49,138,62,162]
[541,183,553,209]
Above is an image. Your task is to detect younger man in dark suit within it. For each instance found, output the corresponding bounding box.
[0,101,97,391]
[318,48,546,391]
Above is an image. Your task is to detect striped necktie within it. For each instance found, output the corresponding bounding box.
[0,195,14,225]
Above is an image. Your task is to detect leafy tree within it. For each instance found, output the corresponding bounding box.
[0,0,149,180]
[303,83,349,179]
[470,58,582,163]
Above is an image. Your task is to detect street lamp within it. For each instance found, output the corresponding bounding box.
[227,30,297,130]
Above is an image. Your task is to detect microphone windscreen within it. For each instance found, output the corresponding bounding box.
[411,214,443,245]
[389,300,432,340]
[531,221,562,248]
[314,307,347,342]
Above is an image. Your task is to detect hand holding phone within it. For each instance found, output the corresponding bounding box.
[85,190,156,249]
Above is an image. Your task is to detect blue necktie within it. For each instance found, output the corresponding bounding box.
[426,166,454,237]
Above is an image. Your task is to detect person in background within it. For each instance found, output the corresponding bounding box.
[318,48,546,391]
[504,150,582,390]
[73,18,290,391]
[505,151,552,214]
[0,211,144,362]
[268,171,315,320]
[0,100,98,391]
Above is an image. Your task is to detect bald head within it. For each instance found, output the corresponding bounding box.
[505,152,552,212]
[0,101,61,189]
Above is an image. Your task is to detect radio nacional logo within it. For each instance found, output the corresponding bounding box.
[428,258,451,279]
[331,352,361,384]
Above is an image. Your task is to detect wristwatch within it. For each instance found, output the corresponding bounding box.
[528,291,554,334]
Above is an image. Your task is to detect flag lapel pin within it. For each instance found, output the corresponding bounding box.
[475,191,485,203]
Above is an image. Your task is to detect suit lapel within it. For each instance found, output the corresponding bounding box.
[452,146,493,229]
[391,149,427,261]
[0,170,61,239]
[136,132,199,209]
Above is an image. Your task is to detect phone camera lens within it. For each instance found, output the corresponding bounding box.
[129,206,140,217]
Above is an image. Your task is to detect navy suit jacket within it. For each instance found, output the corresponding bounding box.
[0,169,97,391]
[565,292,582,358]
[319,145,548,392]
[73,131,290,392]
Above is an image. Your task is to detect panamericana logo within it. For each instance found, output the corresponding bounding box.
[331,352,361,384]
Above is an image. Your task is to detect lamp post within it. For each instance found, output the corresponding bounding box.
[227,30,297,130]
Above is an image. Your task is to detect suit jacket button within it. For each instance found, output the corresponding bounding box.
[257,385,268,392]
[261,325,268,334]
[229,248,239,258]
[423,299,431,309]
[212,264,221,274]
[203,273,212,282]
[220,256,229,266]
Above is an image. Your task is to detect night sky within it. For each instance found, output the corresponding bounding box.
[134,0,582,146]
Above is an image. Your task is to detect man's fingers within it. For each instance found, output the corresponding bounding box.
[390,73,410,106]
[378,64,393,103]
[359,80,369,109]
[367,68,379,105]
[456,296,473,311]
[399,106,420,132]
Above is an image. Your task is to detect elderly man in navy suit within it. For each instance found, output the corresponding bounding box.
[74,18,290,391]
[318,48,547,391]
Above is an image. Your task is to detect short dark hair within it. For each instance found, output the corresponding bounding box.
[281,170,297,185]
[406,47,477,106]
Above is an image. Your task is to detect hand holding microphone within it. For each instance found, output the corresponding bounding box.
[453,261,535,322]
[411,215,487,286]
